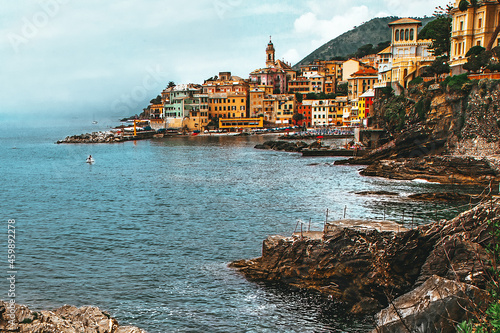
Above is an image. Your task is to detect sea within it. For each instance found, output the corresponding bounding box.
[0,122,478,333]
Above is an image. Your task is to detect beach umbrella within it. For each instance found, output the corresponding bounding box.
[317,135,324,139]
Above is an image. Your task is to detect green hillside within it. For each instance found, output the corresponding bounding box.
[294,16,435,68]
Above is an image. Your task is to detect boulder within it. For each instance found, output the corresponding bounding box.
[0,301,146,333]
[359,155,499,188]
[371,275,489,333]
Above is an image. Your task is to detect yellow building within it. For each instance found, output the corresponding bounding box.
[274,94,295,126]
[450,0,500,73]
[219,117,264,129]
[358,89,374,124]
[388,18,435,89]
[208,92,247,120]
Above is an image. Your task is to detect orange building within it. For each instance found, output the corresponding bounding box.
[347,68,378,100]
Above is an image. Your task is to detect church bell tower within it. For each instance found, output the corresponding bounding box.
[266,37,275,68]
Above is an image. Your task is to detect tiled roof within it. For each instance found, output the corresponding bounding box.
[352,68,378,76]
[388,18,422,26]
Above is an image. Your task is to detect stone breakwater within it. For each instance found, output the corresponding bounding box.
[57,131,123,144]
[254,140,322,152]
[230,199,500,332]
[0,301,146,333]
[56,131,157,144]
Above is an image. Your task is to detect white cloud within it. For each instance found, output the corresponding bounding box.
[293,6,371,48]
[282,48,301,65]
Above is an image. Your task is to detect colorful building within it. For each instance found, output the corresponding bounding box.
[358,89,374,122]
[347,68,378,100]
[388,18,435,89]
[164,84,203,129]
[297,100,313,127]
[450,0,500,74]
[310,97,348,127]
[208,93,247,120]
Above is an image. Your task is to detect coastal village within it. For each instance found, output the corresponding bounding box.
[133,0,500,137]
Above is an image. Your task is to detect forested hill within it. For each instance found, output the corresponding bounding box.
[294,16,434,68]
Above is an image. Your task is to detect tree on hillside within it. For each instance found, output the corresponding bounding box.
[418,4,453,57]
[292,112,304,125]
[167,81,176,88]
[351,41,391,59]
[423,56,451,81]
[336,83,348,96]
[150,95,162,104]
[463,46,493,72]
[295,93,303,104]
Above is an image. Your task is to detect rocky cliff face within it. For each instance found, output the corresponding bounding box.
[370,80,500,159]
[342,80,500,186]
[230,199,499,330]
[0,302,146,333]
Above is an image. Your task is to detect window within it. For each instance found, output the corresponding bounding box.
[405,29,409,41]
[395,29,399,41]
[478,18,482,29]
[400,30,404,41]
[410,29,414,40]
[460,21,464,31]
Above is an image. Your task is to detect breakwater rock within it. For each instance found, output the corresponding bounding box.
[0,301,146,333]
[57,132,123,144]
[254,140,322,152]
[359,155,499,188]
[230,199,499,331]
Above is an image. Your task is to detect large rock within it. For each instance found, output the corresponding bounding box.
[0,301,147,333]
[359,155,499,188]
[371,275,489,333]
[254,140,320,152]
[230,199,500,318]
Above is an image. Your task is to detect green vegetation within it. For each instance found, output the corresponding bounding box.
[295,93,303,103]
[462,46,500,73]
[350,41,391,58]
[409,76,424,86]
[414,97,432,121]
[149,95,162,104]
[207,117,219,129]
[336,83,348,96]
[441,73,470,91]
[304,92,338,100]
[292,112,304,124]
[457,219,500,333]
[423,56,451,81]
[418,15,452,56]
[294,16,434,67]
[382,95,407,132]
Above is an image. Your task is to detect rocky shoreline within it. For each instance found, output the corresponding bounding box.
[357,155,500,189]
[230,199,499,332]
[0,301,146,333]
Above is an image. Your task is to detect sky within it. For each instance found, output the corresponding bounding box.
[0,0,451,124]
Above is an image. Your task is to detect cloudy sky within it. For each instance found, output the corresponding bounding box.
[1,0,450,124]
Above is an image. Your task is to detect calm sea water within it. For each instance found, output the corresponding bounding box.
[0,124,475,332]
